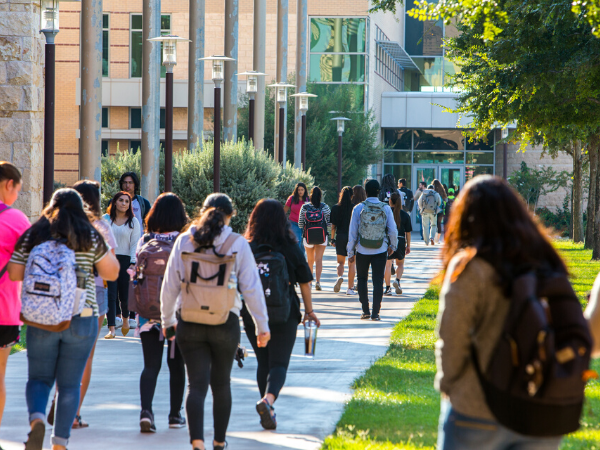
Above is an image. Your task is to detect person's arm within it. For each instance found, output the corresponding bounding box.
[347,204,361,261]
[130,218,142,265]
[385,206,398,254]
[161,238,184,329]
[299,282,320,327]
[7,262,25,281]
[331,224,336,243]
[585,272,600,357]
[405,232,411,255]
[95,251,120,281]
[284,196,292,215]
[298,204,307,232]
[405,213,413,255]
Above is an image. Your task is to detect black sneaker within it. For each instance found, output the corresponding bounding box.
[360,313,371,320]
[140,410,156,433]
[383,286,391,295]
[168,412,186,429]
[372,314,381,321]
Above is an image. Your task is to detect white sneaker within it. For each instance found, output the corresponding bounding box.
[393,280,402,295]
[115,317,123,329]
[129,318,137,329]
[334,277,343,293]
[346,288,356,295]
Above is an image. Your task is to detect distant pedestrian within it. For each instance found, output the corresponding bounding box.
[103,191,142,338]
[347,179,398,321]
[398,178,414,215]
[444,187,456,240]
[433,179,447,244]
[352,185,367,205]
[383,192,411,296]
[161,193,270,450]
[298,187,331,291]
[418,184,441,245]
[379,173,405,206]
[284,182,309,254]
[330,186,356,294]
[0,162,30,436]
[8,189,119,450]
[243,199,319,430]
[413,181,427,233]
[118,172,151,229]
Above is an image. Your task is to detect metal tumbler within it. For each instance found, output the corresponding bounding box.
[304,320,318,358]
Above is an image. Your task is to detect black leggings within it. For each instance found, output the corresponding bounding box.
[241,306,298,399]
[176,312,240,443]
[107,254,134,326]
[437,213,444,234]
[140,326,185,417]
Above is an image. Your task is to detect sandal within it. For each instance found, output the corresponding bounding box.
[24,421,45,450]
[104,332,115,339]
[256,398,277,430]
[72,415,89,429]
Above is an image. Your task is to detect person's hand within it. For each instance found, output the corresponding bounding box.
[162,324,177,341]
[406,246,411,256]
[303,311,321,327]
[330,240,336,247]
[257,332,271,348]
[348,255,355,264]
[387,247,394,256]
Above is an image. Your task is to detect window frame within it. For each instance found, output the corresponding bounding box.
[130,14,172,79]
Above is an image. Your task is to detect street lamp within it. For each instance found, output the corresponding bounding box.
[40,0,81,204]
[291,92,317,171]
[238,71,266,145]
[268,82,295,165]
[330,117,350,193]
[148,35,189,193]
[200,55,236,192]
[501,127,509,180]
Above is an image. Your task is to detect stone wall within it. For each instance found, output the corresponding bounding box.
[0,0,45,220]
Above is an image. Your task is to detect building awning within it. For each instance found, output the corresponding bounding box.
[375,40,421,73]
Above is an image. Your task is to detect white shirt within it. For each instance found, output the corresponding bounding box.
[102,214,142,263]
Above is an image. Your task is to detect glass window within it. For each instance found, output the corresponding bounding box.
[466,152,494,164]
[384,129,412,149]
[465,165,494,181]
[414,130,464,150]
[101,140,109,157]
[130,108,141,129]
[160,108,165,129]
[384,151,412,164]
[130,140,141,154]
[411,57,444,92]
[413,151,464,164]
[383,165,412,187]
[466,131,494,150]
[131,14,170,78]
[131,15,142,30]
[405,17,443,56]
[102,107,108,128]
[103,14,109,77]
[309,54,365,82]
[310,18,366,53]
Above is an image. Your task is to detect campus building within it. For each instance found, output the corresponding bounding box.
[52,0,572,213]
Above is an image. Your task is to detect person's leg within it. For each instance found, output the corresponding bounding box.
[290,222,305,255]
[305,245,315,279]
[396,258,405,281]
[166,338,186,417]
[436,213,443,243]
[430,214,438,241]
[76,313,105,421]
[355,253,371,315]
[0,346,11,429]
[422,214,431,242]
[370,252,388,317]
[264,318,298,402]
[139,328,164,414]
[106,280,117,332]
[384,260,392,287]
[314,244,326,283]
[336,255,345,278]
[242,310,269,397]
[116,255,133,320]
[348,259,356,289]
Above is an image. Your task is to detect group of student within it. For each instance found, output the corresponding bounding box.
[413,179,457,245]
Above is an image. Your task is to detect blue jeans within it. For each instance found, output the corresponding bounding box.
[290,221,305,256]
[26,315,98,447]
[438,399,562,450]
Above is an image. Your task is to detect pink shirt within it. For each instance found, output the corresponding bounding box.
[285,196,306,224]
[0,203,31,326]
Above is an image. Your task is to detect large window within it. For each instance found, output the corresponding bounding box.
[131,14,171,78]
[130,107,166,129]
[102,107,109,128]
[103,14,109,77]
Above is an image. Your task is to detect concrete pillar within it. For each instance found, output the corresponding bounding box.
[294,0,307,169]
[141,0,161,202]
[188,0,204,151]
[79,0,103,182]
[223,0,238,142]
[0,0,45,219]
[253,0,266,150]
[274,0,288,162]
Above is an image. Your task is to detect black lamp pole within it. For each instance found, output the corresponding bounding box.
[43,34,56,205]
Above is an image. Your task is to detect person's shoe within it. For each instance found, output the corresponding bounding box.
[360,313,371,320]
[333,277,343,293]
[214,442,228,450]
[24,421,45,450]
[371,314,381,321]
[121,319,130,336]
[114,316,123,329]
[393,280,402,295]
[391,264,396,276]
[315,282,322,291]
[256,398,277,430]
[47,397,56,425]
[104,331,115,339]
[346,288,356,295]
[383,286,391,295]
[140,410,156,433]
[72,415,89,429]
[424,241,429,246]
[168,412,186,429]
[128,318,137,329]
[430,239,435,246]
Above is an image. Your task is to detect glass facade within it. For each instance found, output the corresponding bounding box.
[103,14,109,77]
[131,15,170,78]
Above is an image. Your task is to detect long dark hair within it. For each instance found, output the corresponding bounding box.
[442,175,567,295]
[310,186,322,208]
[192,193,234,247]
[18,188,106,253]
[389,191,403,229]
[381,174,396,195]
[119,172,140,194]
[291,182,309,205]
[73,180,101,219]
[246,199,295,245]
[352,185,366,204]
[337,186,353,228]
[107,191,135,228]
[433,179,448,201]
[145,193,188,233]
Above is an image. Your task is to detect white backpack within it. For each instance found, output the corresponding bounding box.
[358,201,388,249]
[20,240,85,331]
[420,190,438,214]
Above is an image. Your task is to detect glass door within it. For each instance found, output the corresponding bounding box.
[439,165,463,193]
[412,166,437,233]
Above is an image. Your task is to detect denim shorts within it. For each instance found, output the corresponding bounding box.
[95,286,108,316]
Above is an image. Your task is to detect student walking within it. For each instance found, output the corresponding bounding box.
[118,172,151,229]
[413,181,427,233]
[418,184,441,245]
[435,175,583,450]
[330,186,356,294]
[0,162,30,438]
[298,187,331,291]
[103,192,142,338]
[130,193,188,433]
[384,192,412,296]
[243,199,319,430]
[347,180,398,320]
[161,194,270,450]
[7,188,119,450]
[398,178,414,215]
[284,183,309,254]
[433,179,447,244]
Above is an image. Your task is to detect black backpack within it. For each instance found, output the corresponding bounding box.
[253,245,291,325]
[400,187,414,212]
[472,272,593,437]
[304,205,327,245]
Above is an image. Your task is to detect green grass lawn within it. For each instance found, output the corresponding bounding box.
[322,241,600,450]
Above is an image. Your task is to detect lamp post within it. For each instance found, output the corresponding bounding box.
[501,127,509,180]
[290,92,317,171]
[148,35,189,193]
[238,71,266,144]
[201,56,235,192]
[268,83,295,165]
[40,0,80,204]
[331,117,350,193]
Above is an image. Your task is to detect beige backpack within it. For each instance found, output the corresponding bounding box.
[179,233,241,325]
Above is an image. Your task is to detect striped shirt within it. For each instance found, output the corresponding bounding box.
[298,202,331,234]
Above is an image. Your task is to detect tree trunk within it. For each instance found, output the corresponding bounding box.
[572,142,583,243]
[586,135,599,255]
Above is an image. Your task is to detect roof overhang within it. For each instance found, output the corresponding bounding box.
[375,40,421,73]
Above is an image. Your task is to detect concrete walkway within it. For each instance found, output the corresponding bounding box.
[1,238,442,450]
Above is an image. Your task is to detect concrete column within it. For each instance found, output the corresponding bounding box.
[0,0,45,219]
[274,0,288,162]
[294,0,307,169]
[79,0,103,182]
[253,0,266,150]
[223,0,238,142]
[188,0,204,151]
[141,0,161,202]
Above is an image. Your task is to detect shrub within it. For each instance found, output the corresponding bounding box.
[101,141,314,232]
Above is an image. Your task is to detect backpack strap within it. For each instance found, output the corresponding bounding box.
[214,232,241,257]
[0,204,12,279]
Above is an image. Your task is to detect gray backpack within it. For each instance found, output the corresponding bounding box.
[358,201,388,249]
[421,190,438,214]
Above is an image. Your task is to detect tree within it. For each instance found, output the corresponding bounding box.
[508,161,569,212]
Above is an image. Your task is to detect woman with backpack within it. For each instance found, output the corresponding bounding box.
[132,193,187,433]
[378,173,396,203]
[330,186,356,295]
[0,162,30,437]
[383,192,411,296]
[7,188,119,450]
[161,193,270,450]
[103,191,141,338]
[436,175,579,450]
[298,187,331,291]
[243,199,320,430]
[284,182,309,253]
[432,179,447,244]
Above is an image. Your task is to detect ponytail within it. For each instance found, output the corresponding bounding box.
[390,192,402,229]
[192,207,225,247]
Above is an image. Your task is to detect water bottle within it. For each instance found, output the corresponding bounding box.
[228,273,238,290]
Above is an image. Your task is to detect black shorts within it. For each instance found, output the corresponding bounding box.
[335,232,349,257]
[388,237,406,261]
[0,325,20,349]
